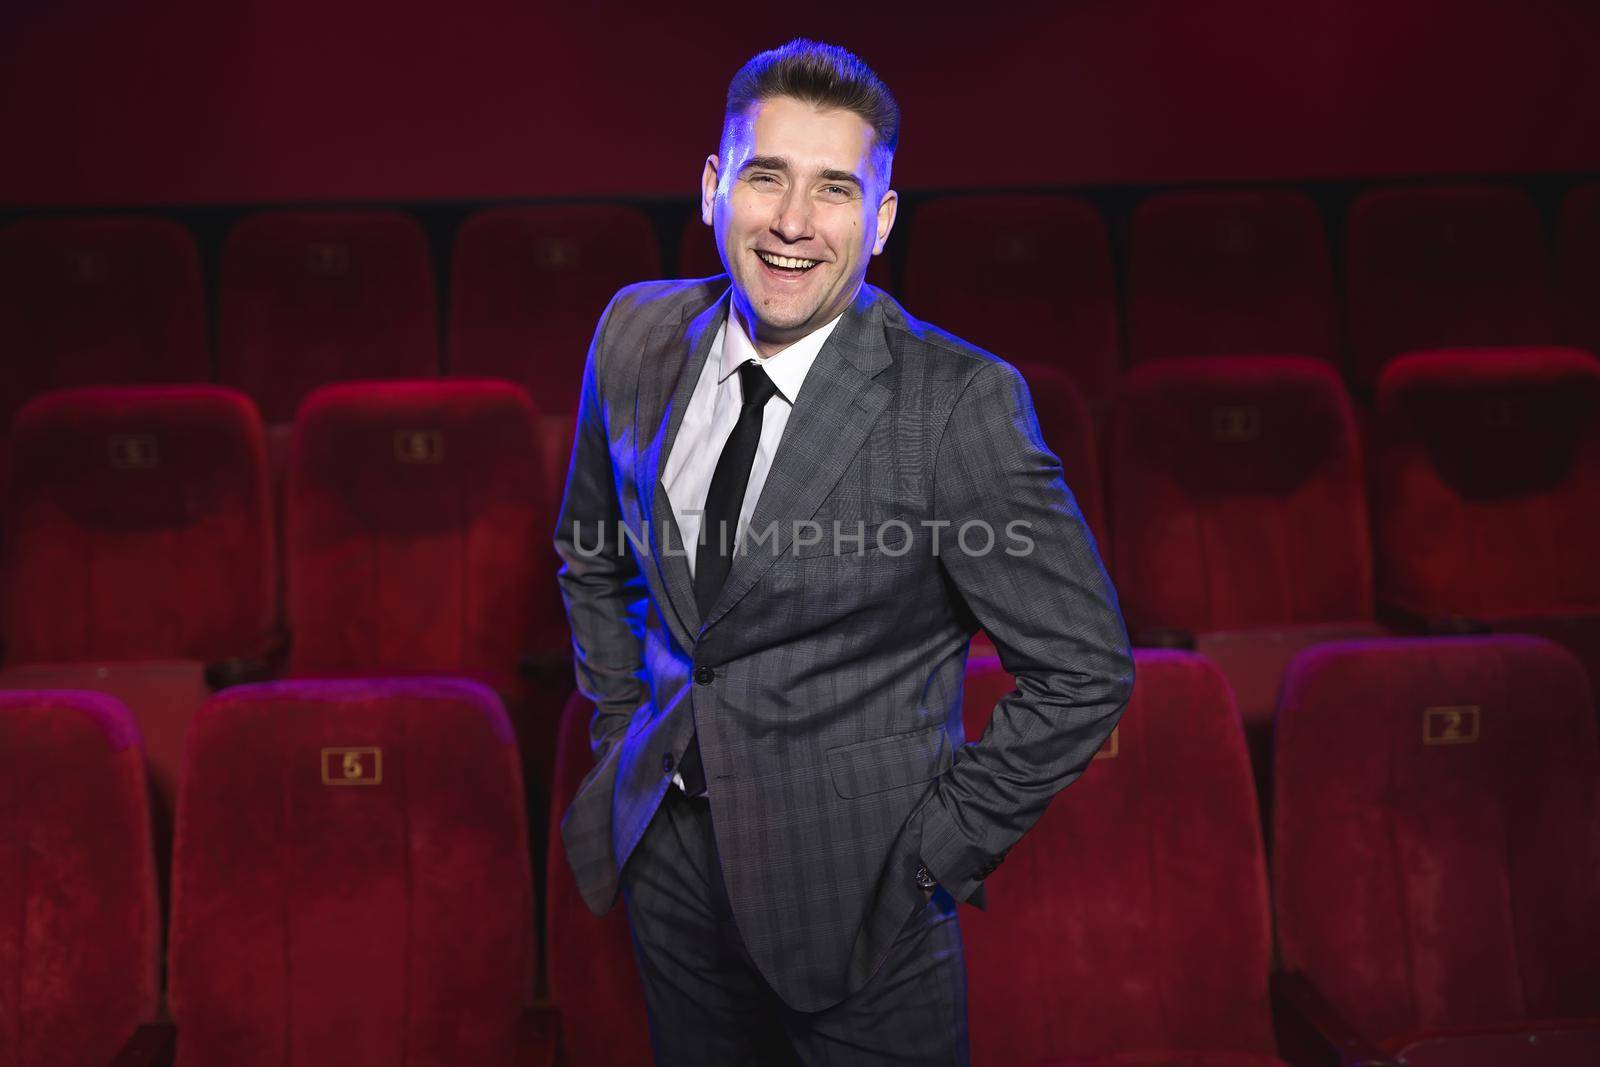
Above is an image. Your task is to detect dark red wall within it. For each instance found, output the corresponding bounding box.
[2,0,1597,207]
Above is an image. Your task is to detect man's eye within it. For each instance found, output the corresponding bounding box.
[749,174,779,186]
[819,185,853,200]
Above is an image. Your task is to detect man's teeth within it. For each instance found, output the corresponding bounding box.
[757,251,819,270]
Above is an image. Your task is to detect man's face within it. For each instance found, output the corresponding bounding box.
[701,95,897,354]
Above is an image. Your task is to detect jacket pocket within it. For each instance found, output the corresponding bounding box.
[827,723,949,799]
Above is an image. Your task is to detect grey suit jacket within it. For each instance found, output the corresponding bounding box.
[555,277,1133,1012]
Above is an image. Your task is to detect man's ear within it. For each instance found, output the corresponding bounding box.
[873,188,899,255]
[700,154,720,226]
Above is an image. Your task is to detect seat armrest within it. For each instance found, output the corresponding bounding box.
[1271,972,1399,1067]
[110,1022,176,1067]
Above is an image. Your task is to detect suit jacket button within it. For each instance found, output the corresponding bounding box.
[661,753,675,773]
[694,666,715,685]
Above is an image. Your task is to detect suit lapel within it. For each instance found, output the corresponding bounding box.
[700,285,894,632]
[635,288,729,640]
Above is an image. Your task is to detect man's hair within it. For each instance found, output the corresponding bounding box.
[722,39,900,171]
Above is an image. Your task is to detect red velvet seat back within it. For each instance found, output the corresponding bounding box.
[1128,189,1337,366]
[449,204,660,508]
[3,386,275,664]
[962,651,1277,1062]
[168,678,534,1067]
[1108,356,1371,634]
[545,693,652,1066]
[675,212,892,291]
[1558,184,1600,358]
[1345,185,1555,390]
[0,691,158,1066]
[448,204,661,416]
[1273,637,1600,1044]
[218,211,439,423]
[0,216,208,429]
[287,380,554,682]
[901,195,1120,417]
[1015,362,1107,548]
[1374,347,1600,619]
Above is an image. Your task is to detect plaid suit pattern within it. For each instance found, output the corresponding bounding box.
[556,278,1133,1013]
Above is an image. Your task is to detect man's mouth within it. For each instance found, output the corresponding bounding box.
[755,250,821,276]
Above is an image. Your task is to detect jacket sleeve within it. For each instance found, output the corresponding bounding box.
[553,291,650,764]
[919,359,1135,905]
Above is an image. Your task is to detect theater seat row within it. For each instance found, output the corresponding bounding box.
[5,339,1597,793]
[0,207,628,432]
[4,181,1597,436]
[8,636,1593,1066]
[545,636,1600,1066]
[0,680,553,1067]
[0,381,570,899]
[913,182,1599,416]
[3,382,562,677]
[1000,346,1600,763]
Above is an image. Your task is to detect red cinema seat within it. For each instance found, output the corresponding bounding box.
[1273,637,1600,1066]
[902,195,1120,418]
[0,216,208,431]
[545,693,652,1067]
[1373,346,1600,621]
[164,678,550,1066]
[218,210,439,426]
[1373,347,1600,701]
[675,212,892,291]
[286,381,566,785]
[1108,358,1379,733]
[1127,189,1337,366]
[449,204,660,410]
[287,380,559,682]
[0,662,209,930]
[449,205,660,498]
[960,652,1289,1067]
[1345,185,1556,391]
[3,386,275,667]
[1558,184,1600,357]
[2,386,275,881]
[0,691,159,1067]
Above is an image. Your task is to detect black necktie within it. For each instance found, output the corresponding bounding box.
[679,359,778,796]
[693,359,780,618]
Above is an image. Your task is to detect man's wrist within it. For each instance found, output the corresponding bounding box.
[915,863,938,892]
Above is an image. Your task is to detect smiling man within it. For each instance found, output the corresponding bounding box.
[556,39,1132,1065]
[704,89,896,356]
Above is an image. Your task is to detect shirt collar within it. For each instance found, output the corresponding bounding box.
[717,305,844,404]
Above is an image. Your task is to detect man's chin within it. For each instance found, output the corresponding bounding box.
[736,291,824,335]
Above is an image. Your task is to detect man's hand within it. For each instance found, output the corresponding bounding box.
[916,863,938,904]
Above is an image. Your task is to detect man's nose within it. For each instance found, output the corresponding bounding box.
[770,188,813,242]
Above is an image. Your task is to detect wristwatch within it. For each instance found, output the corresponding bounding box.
[915,863,938,891]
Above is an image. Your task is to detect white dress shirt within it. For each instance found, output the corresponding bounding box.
[662,307,842,579]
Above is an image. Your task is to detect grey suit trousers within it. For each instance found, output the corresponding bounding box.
[621,787,970,1066]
